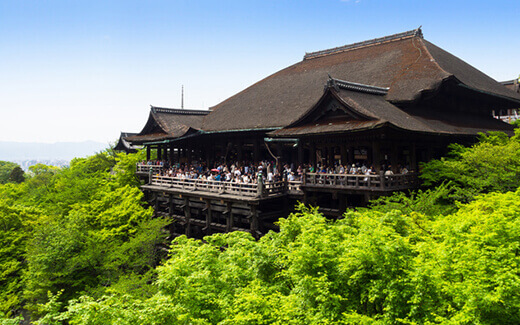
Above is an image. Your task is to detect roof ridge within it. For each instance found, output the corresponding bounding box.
[304,27,423,60]
[327,76,389,95]
[151,106,209,115]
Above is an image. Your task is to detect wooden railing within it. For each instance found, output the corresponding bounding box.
[139,165,419,196]
[303,172,418,191]
[136,164,163,175]
[287,180,303,193]
[149,175,286,198]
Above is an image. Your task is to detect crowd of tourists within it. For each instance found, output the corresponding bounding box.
[139,160,410,184]
[140,160,299,184]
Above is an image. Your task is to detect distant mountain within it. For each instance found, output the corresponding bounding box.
[0,141,108,161]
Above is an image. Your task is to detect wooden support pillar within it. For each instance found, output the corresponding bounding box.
[310,142,316,167]
[391,143,399,173]
[328,145,334,167]
[186,146,192,164]
[372,141,381,171]
[205,200,212,236]
[276,143,283,171]
[225,202,233,232]
[250,205,259,239]
[253,140,260,162]
[237,140,243,162]
[339,194,347,213]
[154,193,160,216]
[146,146,151,161]
[410,142,417,172]
[298,141,304,165]
[168,194,174,217]
[348,146,355,163]
[184,198,191,237]
[340,145,347,165]
[157,145,162,161]
[169,143,175,165]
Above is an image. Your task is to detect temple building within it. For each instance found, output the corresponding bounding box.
[118,28,520,238]
[114,132,140,153]
[494,77,520,122]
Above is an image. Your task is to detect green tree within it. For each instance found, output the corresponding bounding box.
[0,162,19,184]
[0,184,41,316]
[420,130,520,202]
[58,195,520,324]
[7,167,24,183]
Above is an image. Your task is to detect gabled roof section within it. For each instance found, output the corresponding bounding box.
[126,106,209,144]
[114,132,140,152]
[271,78,515,137]
[202,28,520,133]
[285,77,383,129]
[421,40,520,103]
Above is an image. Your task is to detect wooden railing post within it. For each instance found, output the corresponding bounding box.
[380,171,385,190]
[257,173,264,197]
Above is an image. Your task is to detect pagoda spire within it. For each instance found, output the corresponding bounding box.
[181,85,184,109]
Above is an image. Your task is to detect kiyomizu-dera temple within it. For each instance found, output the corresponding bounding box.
[119,28,520,238]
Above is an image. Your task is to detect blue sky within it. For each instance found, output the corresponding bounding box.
[0,0,518,143]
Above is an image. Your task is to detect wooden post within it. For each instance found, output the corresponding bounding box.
[169,194,174,217]
[298,140,304,165]
[257,173,264,197]
[254,140,260,162]
[154,193,160,216]
[410,142,417,172]
[157,145,162,161]
[372,141,381,171]
[339,194,347,213]
[391,144,398,173]
[186,145,192,164]
[205,200,212,235]
[169,143,175,165]
[349,146,355,163]
[310,142,316,167]
[184,198,191,237]
[225,202,233,232]
[250,205,259,239]
[380,171,386,190]
[340,145,347,165]
[237,140,243,162]
[146,146,151,161]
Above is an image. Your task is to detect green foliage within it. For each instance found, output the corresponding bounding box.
[367,182,456,217]
[7,167,24,184]
[23,185,166,312]
[58,195,520,324]
[0,162,20,184]
[3,141,520,324]
[420,131,520,202]
[0,312,23,325]
[0,150,167,322]
[112,149,146,188]
[0,192,42,316]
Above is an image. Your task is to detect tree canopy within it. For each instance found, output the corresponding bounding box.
[2,130,520,324]
[0,162,21,184]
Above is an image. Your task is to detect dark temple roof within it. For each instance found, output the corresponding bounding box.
[500,78,519,93]
[202,28,520,132]
[114,132,140,152]
[271,82,515,137]
[126,106,209,144]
